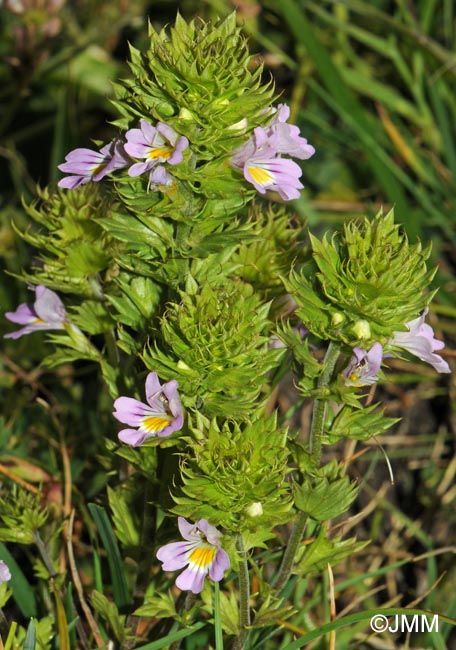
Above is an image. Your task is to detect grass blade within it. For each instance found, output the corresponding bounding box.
[277,0,409,219]
[24,619,36,650]
[54,586,70,650]
[88,503,131,610]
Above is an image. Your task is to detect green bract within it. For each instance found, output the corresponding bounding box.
[172,413,292,545]
[17,185,117,297]
[143,278,283,417]
[286,209,435,346]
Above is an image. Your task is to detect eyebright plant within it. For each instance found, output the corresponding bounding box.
[2,13,451,649]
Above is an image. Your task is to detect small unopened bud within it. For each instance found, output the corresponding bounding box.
[246,502,263,517]
[228,118,248,131]
[212,97,230,108]
[177,360,191,371]
[179,107,194,121]
[332,312,344,327]
[352,319,371,340]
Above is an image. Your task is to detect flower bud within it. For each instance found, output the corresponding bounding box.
[332,312,344,327]
[246,502,263,517]
[227,118,248,132]
[352,320,371,340]
[177,360,192,371]
[178,107,194,121]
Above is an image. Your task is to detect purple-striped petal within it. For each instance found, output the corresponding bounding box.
[34,286,67,324]
[4,303,36,325]
[118,428,148,447]
[4,285,67,339]
[175,567,206,594]
[209,548,230,581]
[156,541,190,570]
[112,396,149,426]
[392,309,450,373]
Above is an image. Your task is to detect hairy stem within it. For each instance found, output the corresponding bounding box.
[309,341,341,463]
[272,341,341,592]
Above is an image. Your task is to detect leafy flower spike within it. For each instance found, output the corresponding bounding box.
[391,308,450,373]
[343,342,383,387]
[4,285,68,339]
[0,561,11,585]
[57,139,129,189]
[113,372,184,446]
[156,517,230,594]
[124,119,189,178]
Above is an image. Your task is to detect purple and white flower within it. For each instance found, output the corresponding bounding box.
[391,308,450,373]
[343,342,383,387]
[148,165,174,189]
[58,138,130,189]
[156,517,230,594]
[4,285,68,339]
[230,104,314,200]
[124,119,189,178]
[113,372,184,446]
[0,561,11,584]
[230,127,305,200]
[266,104,316,160]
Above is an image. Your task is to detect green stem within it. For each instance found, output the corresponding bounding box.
[271,511,307,593]
[232,535,250,650]
[272,341,341,593]
[214,581,224,650]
